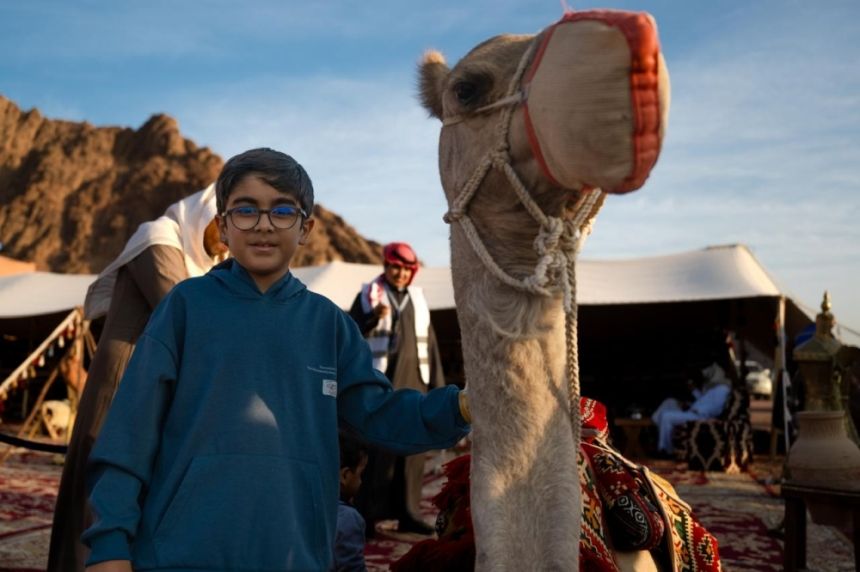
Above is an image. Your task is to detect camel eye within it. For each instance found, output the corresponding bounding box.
[453,81,480,105]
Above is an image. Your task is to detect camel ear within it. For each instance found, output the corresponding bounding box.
[418,50,449,120]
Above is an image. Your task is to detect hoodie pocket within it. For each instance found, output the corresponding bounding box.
[154,454,325,570]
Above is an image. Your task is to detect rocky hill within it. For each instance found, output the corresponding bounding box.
[0,95,382,273]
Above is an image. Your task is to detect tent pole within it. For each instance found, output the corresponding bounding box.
[64,322,91,442]
[776,296,792,455]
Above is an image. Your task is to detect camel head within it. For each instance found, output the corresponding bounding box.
[419,11,670,284]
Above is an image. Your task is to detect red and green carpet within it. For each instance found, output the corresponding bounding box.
[0,450,854,571]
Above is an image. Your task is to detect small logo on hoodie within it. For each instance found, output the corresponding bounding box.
[308,365,338,398]
[322,380,337,397]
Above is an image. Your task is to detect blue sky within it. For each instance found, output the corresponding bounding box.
[2,0,859,339]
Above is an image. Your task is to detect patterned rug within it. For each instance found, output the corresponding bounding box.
[0,451,60,572]
[0,449,855,571]
[363,455,856,572]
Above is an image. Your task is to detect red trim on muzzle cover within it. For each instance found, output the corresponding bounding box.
[523,10,664,195]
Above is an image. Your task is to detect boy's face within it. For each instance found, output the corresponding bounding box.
[216,174,314,292]
[339,454,368,502]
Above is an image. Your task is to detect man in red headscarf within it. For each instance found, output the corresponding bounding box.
[348,242,446,535]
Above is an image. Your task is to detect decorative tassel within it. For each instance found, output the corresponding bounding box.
[38,354,46,367]
[47,344,55,358]
[58,336,65,348]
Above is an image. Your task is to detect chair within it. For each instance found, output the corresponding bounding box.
[675,387,753,473]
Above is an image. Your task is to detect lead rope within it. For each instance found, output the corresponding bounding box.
[564,193,605,497]
[441,35,607,568]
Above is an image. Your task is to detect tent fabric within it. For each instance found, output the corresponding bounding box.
[576,244,783,305]
[291,244,788,311]
[0,244,797,317]
[291,264,455,311]
[0,272,96,318]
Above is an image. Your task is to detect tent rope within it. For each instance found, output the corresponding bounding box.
[0,432,68,454]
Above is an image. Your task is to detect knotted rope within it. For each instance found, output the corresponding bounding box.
[441,35,607,568]
[442,36,605,427]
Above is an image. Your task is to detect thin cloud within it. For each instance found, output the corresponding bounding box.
[1,0,857,328]
[169,72,451,261]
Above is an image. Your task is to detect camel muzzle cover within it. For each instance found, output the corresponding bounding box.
[523,10,670,194]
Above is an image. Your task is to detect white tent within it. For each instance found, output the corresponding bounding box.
[289,245,814,405]
[292,244,797,311]
[291,263,455,310]
[0,246,814,407]
[575,244,785,305]
[0,244,802,316]
[0,272,95,409]
[0,272,96,319]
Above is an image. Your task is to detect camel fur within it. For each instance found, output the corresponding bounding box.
[420,35,587,570]
[418,15,669,570]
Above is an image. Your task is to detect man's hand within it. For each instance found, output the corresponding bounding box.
[373,304,390,319]
[86,561,133,572]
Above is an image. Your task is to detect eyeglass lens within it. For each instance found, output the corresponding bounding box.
[229,206,301,230]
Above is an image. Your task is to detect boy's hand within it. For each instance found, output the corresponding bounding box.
[458,389,472,424]
[373,304,390,319]
[86,561,133,572]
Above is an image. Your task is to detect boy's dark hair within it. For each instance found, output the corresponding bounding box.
[215,147,314,215]
[339,430,368,471]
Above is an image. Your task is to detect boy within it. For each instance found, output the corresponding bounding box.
[332,432,369,572]
[83,148,470,572]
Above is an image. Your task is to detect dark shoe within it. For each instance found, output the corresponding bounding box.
[397,516,435,535]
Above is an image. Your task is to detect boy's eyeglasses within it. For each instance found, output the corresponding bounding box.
[224,205,307,231]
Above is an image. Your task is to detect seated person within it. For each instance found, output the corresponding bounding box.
[332,431,369,572]
[652,362,732,455]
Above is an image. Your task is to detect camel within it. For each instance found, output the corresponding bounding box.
[418,11,670,570]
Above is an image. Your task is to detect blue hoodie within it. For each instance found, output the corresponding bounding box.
[83,260,469,571]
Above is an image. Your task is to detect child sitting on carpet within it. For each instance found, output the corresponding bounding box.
[82,148,471,572]
[332,431,369,572]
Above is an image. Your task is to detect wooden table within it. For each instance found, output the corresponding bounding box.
[782,482,860,572]
[613,417,652,459]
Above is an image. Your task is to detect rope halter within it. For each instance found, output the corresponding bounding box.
[440,36,606,314]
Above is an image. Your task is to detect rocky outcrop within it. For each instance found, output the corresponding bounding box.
[297,205,383,267]
[0,95,382,273]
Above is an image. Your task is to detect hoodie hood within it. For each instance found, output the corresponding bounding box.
[208,258,306,302]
